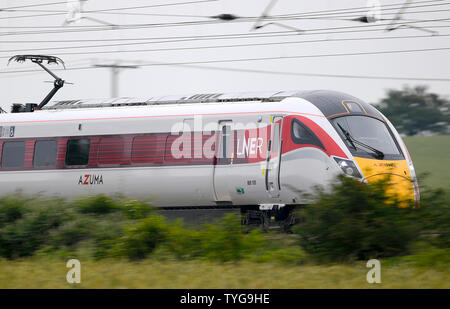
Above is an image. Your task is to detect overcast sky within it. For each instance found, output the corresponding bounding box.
[1,0,449,111]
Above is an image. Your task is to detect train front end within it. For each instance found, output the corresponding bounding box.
[298,91,419,203]
[331,112,419,203]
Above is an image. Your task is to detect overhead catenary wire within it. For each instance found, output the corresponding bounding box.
[2,59,450,82]
[0,0,217,11]
[270,0,450,19]
[2,2,450,26]
[1,16,450,37]
[0,0,219,21]
[3,45,450,75]
[2,9,206,19]
[1,32,450,57]
[0,1,67,10]
[0,0,447,21]
[1,2,449,84]
[4,6,450,28]
[2,22,450,45]
[151,62,450,82]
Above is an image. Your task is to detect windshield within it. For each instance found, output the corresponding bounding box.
[332,116,403,160]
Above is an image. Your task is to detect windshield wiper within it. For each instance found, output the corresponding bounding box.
[337,123,384,159]
[337,123,357,150]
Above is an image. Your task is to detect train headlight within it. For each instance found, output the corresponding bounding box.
[333,157,362,179]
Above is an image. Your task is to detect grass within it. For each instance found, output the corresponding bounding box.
[0,258,448,289]
[403,135,450,189]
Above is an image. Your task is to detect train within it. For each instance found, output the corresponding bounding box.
[0,90,419,227]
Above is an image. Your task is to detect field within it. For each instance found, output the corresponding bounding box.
[403,135,450,190]
[0,135,448,289]
[0,259,449,289]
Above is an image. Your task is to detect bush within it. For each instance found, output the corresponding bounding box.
[417,187,450,248]
[119,215,169,260]
[74,195,120,215]
[200,214,265,262]
[116,213,266,262]
[0,195,30,228]
[294,175,418,262]
[0,203,69,259]
[119,199,154,219]
[48,217,95,249]
[91,221,125,260]
[164,221,205,260]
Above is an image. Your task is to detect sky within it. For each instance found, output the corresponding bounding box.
[0,0,450,112]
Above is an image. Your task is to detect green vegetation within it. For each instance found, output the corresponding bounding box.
[0,259,449,289]
[377,86,450,136]
[0,176,448,264]
[403,135,450,189]
[295,176,418,261]
[0,195,271,263]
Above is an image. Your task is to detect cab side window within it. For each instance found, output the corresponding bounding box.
[66,139,90,166]
[291,119,325,150]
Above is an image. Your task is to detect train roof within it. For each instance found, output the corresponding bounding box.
[2,90,382,122]
[41,90,381,118]
[43,90,298,109]
[41,89,382,119]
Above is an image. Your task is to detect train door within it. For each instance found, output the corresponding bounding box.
[266,116,284,198]
[212,121,233,202]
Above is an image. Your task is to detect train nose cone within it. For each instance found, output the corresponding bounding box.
[365,174,414,202]
[353,157,415,203]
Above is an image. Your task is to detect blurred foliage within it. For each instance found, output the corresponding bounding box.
[90,220,125,260]
[0,195,30,228]
[384,242,450,269]
[118,215,169,260]
[415,184,450,249]
[164,221,206,260]
[74,195,121,215]
[47,217,94,249]
[377,85,450,136]
[294,175,449,262]
[0,176,448,266]
[296,176,417,261]
[118,214,265,262]
[119,198,155,219]
[0,197,70,259]
[197,214,264,262]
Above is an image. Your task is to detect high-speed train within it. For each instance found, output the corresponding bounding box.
[0,90,419,225]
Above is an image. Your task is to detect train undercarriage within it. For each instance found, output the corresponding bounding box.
[157,204,297,232]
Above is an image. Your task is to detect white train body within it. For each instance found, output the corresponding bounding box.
[0,90,418,208]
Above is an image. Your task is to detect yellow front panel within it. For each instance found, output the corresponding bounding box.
[354,157,414,202]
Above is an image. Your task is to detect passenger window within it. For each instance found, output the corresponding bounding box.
[65,139,90,166]
[291,119,325,150]
[132,135,165,164]
[34,140,57,167]
[1,141,25,168]
[98,137,124,165]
